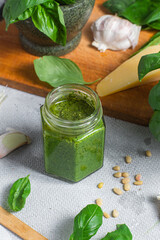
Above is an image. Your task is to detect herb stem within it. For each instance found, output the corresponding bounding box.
[87,78,102,85]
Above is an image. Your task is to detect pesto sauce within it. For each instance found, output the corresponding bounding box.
[42,118,105,182]
[49,94,95,121]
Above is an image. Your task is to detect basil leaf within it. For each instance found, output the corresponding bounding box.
[8,175,31,212]
[149,110,160,142]
[34,56,99,87]
[122,0,151,25]
[103,0,160,30]
[149,20,160,30]
[17,7,34,21]
[7,8,34,25]
[101,224,132,240]
[132,32,160,57]
[103,0,136,16]
[138,52,160,81]
[3,0,49,29]
[143,7,160,25]
[70,204,103,240]
[31,1,66,45]
[149,82,160,111]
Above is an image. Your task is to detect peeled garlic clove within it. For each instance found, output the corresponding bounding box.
[0,130,31,158]
[91,15,141,52]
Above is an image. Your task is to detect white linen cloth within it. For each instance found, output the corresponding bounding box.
[0,85,160,240]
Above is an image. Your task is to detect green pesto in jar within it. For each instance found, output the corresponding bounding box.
[41,86,105,182]
[49,93,95,121]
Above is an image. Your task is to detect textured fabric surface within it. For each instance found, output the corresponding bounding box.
[0,86,160,240]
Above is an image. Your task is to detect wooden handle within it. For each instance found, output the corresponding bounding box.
[0,206,48,240]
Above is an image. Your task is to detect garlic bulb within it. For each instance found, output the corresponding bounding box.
[91,15,141,52]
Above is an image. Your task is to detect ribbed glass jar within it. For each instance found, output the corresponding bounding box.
[41,84,105,182]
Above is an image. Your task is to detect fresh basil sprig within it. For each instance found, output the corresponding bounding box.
[3,0,74,45]
[138,53,160,141]
[8,175,31,212]
[69,204,103,240]
[34,56,100,87]
[69,205,133,240]
[3,0,49,28]
[138,52,160,82]
[101,224,132,240]
[103,0,160,30]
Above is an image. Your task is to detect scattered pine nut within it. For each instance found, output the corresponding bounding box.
[123,183,131,191]
[97,182,104,189]
[113,188,123,195]
[112,165,120,171]
[112,209,119,218]
[122,172,129,178]
[146,150,152,157]
[125,155,132,164]
[135,174,141,181]
[133,181,143,186]
[113,172,122,178]
[103,212,110,219]
[121,178,130,184]
[96,198,102,206]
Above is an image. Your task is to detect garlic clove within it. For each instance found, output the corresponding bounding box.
[0,130,31,158]
[91,15,141,52]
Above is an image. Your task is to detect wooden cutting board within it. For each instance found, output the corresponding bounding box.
[0,0,157,125]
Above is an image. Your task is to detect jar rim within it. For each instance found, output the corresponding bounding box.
[42,84,103,135]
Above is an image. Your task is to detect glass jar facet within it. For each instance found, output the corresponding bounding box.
[41,84,105,182]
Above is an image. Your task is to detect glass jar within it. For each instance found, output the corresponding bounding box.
[41,84,105,182]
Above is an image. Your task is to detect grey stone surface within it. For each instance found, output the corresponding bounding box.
[0,85,160,240]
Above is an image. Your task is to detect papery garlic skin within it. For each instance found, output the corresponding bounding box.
[0,129,31,158]
[91,15,141,52]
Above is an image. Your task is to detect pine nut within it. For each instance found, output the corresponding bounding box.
[96,198,102,206]
[125,155,132,163]
[112,209,119,218]
[121,178,130,184]
[135,174,141,181]
[103,212,110,219]
[113,172,122,178]
[146,150,152,157]
[134,181,143,185]
[112,166,120,171]
[113,188,123,195]
[97,182,104,189]
[122,172,129,178]
[123,183,131,191]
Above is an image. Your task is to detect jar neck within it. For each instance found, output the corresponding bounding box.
[42,84,103,135]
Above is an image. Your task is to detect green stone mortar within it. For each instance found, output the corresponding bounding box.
[15,0,95,56]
